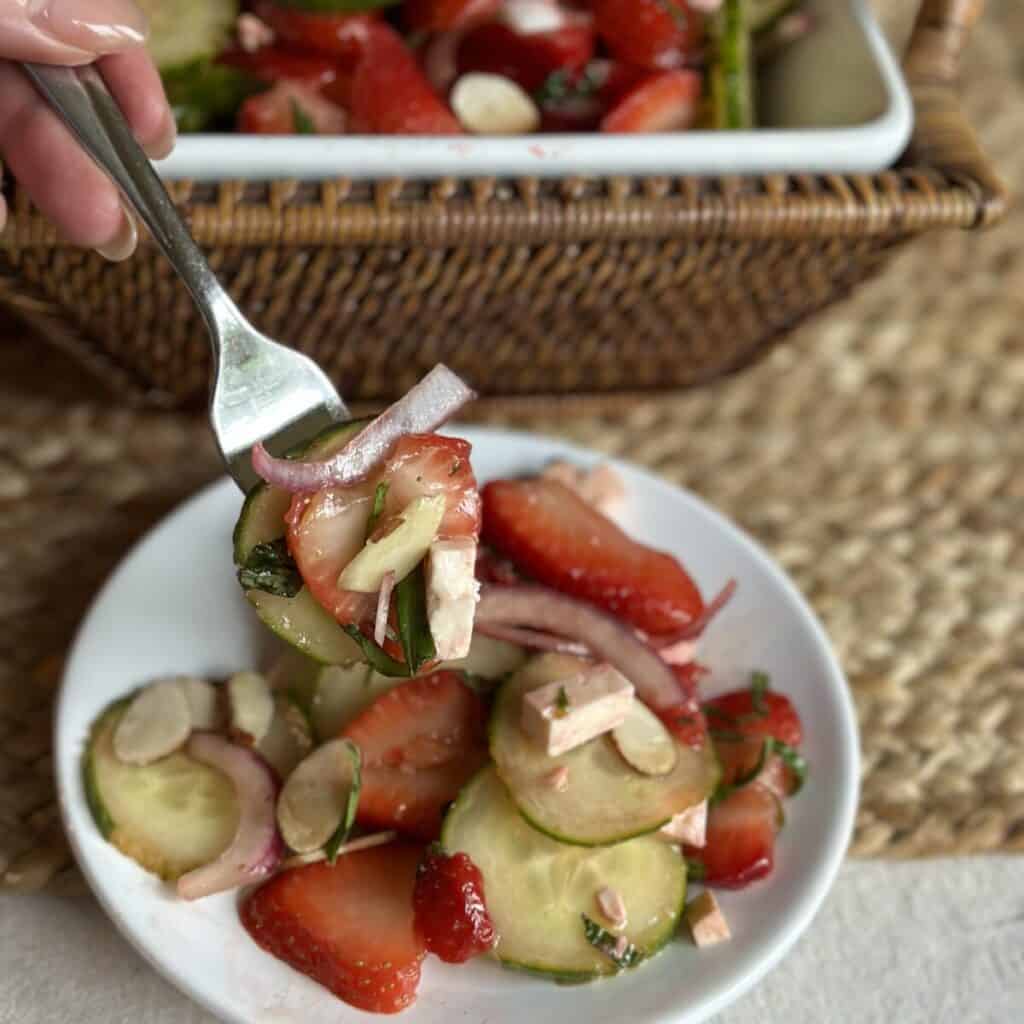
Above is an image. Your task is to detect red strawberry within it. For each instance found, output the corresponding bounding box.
[593,0,702,70]
[237,82,347,134]
[404,0,501,32]
[381,434,481,539]
[350,25,462,133]
[217,47,341,90]
[240,844,426,1014]
[457,19,594,94]
[341,672,488,840]
[481,477,705,635]
[413,845,496,962]
[252,2,389,63]
[703,690,803,747]
[601,69,701,133]
[656,662,711,748]
[686,784,780,888]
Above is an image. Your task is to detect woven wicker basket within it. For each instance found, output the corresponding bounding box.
[0,0,1008,410]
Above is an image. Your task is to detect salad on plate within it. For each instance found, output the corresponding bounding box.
[143,0,813,136]
[82,365,807,1014]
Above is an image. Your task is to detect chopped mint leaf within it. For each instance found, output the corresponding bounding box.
[581,914,642,970]
[342,625,409,678]
[366,481,389,539]
[237,539,302,598]
[323,740,361,864]
[749,671,770,715]
[773,739,808,794]
[554,686,571,717]
[686,858,706,881]
[396,565,436,675]
[291,99,316,134]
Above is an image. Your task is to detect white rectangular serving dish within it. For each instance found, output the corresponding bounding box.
[155,0,913,182]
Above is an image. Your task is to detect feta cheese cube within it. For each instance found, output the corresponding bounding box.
[426,539,479,661]
[520,665,634,757]
[686,891,731,948]
[659,800,707,847]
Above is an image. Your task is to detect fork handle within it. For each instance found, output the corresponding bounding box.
[20,62,242,365]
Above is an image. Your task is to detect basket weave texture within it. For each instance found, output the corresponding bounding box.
[0,0,1009,409]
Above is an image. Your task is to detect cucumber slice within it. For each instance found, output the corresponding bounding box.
[257,695,314,780]
[442,768,686,980]
[84,702,240,881]
[233,419,368,565]
[490,655,718,846]
[444,633,528,680]
[136,0,238,72]
[234,421,374,665]
[710,0,755,130]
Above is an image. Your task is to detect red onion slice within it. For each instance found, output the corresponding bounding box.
[252,364,476,493]
[374,571,396,647]
[476,585,681,709]
[476,621,590,658]
[650,579,738,647]
[176,733,283,901]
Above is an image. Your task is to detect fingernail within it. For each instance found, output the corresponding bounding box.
[144,116,177,161]
[95,206,137,262]
[31,0,150,55]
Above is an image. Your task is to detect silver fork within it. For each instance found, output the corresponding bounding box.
[21,62,348,493]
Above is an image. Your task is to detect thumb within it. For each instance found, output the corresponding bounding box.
[0,0,149,65]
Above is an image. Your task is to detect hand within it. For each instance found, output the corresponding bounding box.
[0,0,176,260]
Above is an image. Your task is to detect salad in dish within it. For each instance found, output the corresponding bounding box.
[143,0,813,136]
[82,365,807,1015]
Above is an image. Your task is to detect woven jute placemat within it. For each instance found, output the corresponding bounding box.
[2,2,1022,891]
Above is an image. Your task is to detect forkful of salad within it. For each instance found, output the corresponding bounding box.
[20,60,474,491]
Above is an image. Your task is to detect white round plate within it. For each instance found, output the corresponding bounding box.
[56,426,858,1024]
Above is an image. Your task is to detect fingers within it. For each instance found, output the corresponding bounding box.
[0,63,134,257]
[98,49,175,159]
[0,0,149,64]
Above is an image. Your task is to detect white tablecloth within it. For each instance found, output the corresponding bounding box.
[2,858,1022,1022]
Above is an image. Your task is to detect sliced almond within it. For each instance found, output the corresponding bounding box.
[611,700,678,776]
[113,679,191,765]
[177,677,224,731]
[451,73,541,135]
[227,671,275,746]
[277,738,360,854]
[257,695,314,781]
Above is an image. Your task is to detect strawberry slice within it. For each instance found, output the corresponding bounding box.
[656,662,711,748]
[601,69,701,133]
[413,845,496,962]
[404,0,501,32]
[593,0,702,70]
[686,784,780,888]
[703,689,804,747]
[217,48,341,90]
[350,25,462,133]
[457,18,594,94]
[237,81,347,134]
[251,2,389,63]
[381,434,481,540]
[240,844,426,1014]
[341,672,488,839]
[481,477,705,636]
